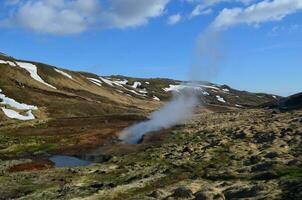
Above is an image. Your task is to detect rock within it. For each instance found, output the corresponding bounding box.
[280,128,294,137]
[194,191,211,200]
[213,193,225,200]
[232,131,246,139]
[286,159,301,166]
[280,179,302,200]
[194,191,225,200]
[251,162,274,172]
[89,183,103,190]
[264,152,278,159]
[171,187,193,199]
[205,171,236,181]
[244,155,261,166]
[67,168,78,174]
[182,146,192,153]
[148,190,165,199]
[223,185,265,199]
[254,132,276,143]
[252,172,279,180]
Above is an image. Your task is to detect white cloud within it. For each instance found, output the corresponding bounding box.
[1,0,170,35]
[189,0,254,17]
[212,0,302,30]
[191,7,213,17]
[101,0,170,29]
[167,14,182,25]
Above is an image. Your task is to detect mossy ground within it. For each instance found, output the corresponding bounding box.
[0,109,301,199]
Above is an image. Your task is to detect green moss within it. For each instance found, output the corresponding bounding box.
[277,167,302,179]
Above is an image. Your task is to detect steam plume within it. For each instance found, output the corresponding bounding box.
[119,28,223,144]
[120,88,198,144]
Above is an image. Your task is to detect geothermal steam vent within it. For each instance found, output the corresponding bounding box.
[119,87,199,144]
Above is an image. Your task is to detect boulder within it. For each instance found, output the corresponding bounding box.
[223,185,265,199]
[171,187,193,199]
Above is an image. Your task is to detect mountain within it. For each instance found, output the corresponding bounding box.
[2,54,301,200]
[0,54,277,121]
[265,92,302,110]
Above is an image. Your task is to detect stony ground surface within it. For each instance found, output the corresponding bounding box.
[0,108,301,200]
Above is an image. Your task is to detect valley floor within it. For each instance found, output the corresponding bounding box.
[0,108,302,200]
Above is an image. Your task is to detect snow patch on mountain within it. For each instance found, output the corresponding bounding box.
[163,84,202,92]
[0,89,38,110]
[0,88,38,121]
[55,68,73,79]
[0,60,17,67]
[153,96,160,101]
[99,77,128,87]
[87,78,102,87]
[132,81,141,88]
[1,108,35,121]
[201,85,220,90]
[16,62,56,89]
[216,95,226,103]
[163,84,211,96]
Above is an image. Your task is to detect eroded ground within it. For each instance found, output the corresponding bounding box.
[0,108,302,200]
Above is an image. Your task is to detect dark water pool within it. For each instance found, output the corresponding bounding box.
[49,155,92,168]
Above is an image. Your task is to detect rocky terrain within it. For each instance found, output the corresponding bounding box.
[0,54,301,199]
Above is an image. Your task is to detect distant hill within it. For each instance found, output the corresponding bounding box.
[266,92,302,110]
[0,53,278,123]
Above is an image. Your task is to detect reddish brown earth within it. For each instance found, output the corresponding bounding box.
[8,160,54,173]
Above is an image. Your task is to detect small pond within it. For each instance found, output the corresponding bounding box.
[49,155,92,168]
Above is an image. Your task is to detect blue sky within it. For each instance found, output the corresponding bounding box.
[0,0,302,96]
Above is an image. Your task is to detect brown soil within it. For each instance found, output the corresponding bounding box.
[8,160,54,173]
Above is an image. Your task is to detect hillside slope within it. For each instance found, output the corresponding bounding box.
[265,92,302,110]
[0,54,280,158]
[0,54,301,200]
[0,54,278,122]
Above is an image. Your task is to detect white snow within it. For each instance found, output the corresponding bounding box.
[87,78,102,86]
[164,84,212,96]
[222,88,230,92]
[99,77,129,87]
[0,60,17,67]
[129,89,147,96]
[138,89,148,94]
[1,108,35,121]
[200,85,220,90]
[99,77,148,97]
[55,68,73,79]
[0,88,38,121]
[0,88,38,110]
[163,84,202,92]
[153,96,160,101]
[99,77,114,86]
[235,104,243,107]
[132,81,141,88]
[116,80,128,85]
[272,95,277,99]
[202,91,210,96]
[16,62,56,89]
[163,84,211,96]
[216,95,226,103]
[164,84,221,93]
[7,61,17,67]
[145,82,150,85]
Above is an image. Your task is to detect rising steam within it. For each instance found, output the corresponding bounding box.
[119,88,199,144]
[119,28,224,144]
